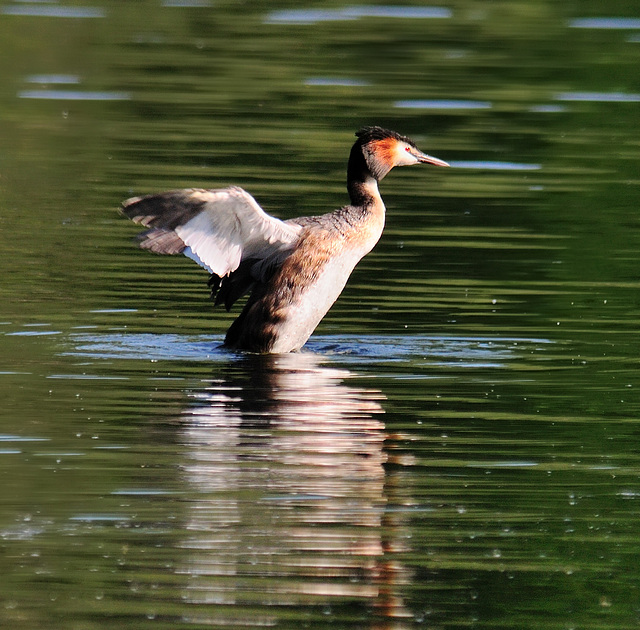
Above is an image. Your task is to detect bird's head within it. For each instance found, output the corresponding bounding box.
[355,126,449,180]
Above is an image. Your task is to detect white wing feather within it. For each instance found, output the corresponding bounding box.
[176,188,301,276]
[125,187,302,277]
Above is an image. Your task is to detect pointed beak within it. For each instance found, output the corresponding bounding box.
[415,150,450,167]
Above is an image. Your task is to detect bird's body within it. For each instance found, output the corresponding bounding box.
[121,127,448,353]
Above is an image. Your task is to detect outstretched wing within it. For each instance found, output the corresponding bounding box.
[120,186,302,277]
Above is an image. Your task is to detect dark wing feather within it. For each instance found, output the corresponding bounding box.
[121,186,303,310]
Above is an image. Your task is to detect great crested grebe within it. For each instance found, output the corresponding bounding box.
[121,126,449,353]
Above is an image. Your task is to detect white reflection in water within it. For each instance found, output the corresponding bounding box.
[568,17,640,29]
[25,74,81,85]
[176,353,412,623]
[304,77,370,87]
[267,6,451,24]
[18,89,131,101]
[66,332,548,368]
[555,92,640,102]
[6,330,61,336]
[0,435,49,443]
[395,99,492,110]
[1,5,105,18]
[449,161,542,171]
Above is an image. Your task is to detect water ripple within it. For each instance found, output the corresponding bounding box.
[555,91,640,102]
[2,5,105,18]
[569,17,640,29]
[304,77,370,87]
[449,160,542,171]
[19,89,131,101]
[267,6,451,24]
[64,332,552,366]
[395,99,492,110]
[25,74,81,85]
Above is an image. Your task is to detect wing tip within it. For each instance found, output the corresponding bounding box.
[122,195,142,206]
[120,195,145,221]
[136,228,187,255]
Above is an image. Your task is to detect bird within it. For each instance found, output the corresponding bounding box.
[120,126,449,354]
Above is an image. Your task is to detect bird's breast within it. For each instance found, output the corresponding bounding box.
[239,204,387,353]
[265,247,369,353]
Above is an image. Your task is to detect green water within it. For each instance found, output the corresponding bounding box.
[1,1,640,628]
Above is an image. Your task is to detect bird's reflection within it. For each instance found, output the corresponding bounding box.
[176,352,413,627]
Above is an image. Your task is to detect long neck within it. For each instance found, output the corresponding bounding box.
[346,144,383,208]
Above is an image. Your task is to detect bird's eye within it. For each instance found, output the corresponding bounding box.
[405,146,412,152]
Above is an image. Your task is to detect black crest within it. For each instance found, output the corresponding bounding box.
[355,126,416,147]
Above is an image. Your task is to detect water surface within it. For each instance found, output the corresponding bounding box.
[1,1,640,628]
